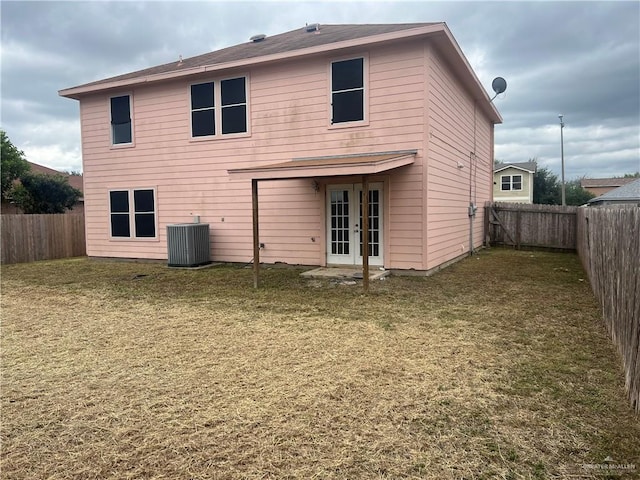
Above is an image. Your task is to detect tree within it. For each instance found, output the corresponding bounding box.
[564,179,595,206]
[533,167,561,205]
[1,130,30,200]
[623,172,640,178]
[10,173,82,214]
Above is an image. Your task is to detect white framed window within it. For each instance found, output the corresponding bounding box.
[110,94,133,145]
[331,57,365,125]
[501,175,523,191]
[190,76,248,138]
[109,188,156,239]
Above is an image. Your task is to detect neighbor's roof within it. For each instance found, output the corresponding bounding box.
[58,23,501,123]
[588,178,640,203]
[494,162,537,174]
[28,162,83,194]
[580,177,636,188]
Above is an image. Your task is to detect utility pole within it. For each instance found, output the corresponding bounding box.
[559,114,566,206]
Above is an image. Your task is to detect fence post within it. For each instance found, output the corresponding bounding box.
[484,201,491,246]
[515,210,521,250]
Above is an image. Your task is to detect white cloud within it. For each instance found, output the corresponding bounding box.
[495,123,640,178]
[19,119,82,173]
[22,143,82,174]
[0,39,69,71]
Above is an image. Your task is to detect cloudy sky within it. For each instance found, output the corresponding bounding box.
[1,0,639,179]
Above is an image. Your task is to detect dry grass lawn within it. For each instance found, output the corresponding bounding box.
[1,249,638,479]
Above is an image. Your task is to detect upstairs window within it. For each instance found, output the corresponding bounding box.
[331,58,364,124]
[110,95,132,144]
[191,77,247,137]
[109,188,156,238]
[501,175,523,191]
[191,82,215,137]
[221,77,247,134]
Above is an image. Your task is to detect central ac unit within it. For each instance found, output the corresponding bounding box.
[166,223,210,267]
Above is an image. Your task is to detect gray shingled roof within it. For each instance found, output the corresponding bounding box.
[494,162,537,173]
[588,178,640,203]
[67,23,438,91]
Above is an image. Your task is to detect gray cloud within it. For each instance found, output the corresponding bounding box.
[1,1,638,178]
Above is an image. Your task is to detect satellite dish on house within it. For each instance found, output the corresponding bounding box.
[490,77,507,102]
[492,77,507,95]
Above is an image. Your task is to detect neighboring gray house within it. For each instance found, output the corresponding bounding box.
[588,178,640,206]
[493,162,537,203]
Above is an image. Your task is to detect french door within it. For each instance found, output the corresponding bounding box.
[326,183,383,266]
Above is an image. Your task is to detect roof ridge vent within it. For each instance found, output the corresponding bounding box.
[250,34,266,43]
[305,23,320,32]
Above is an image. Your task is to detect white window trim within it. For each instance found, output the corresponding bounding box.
[328,54,369,129]
[500,174,523,191]
[189,74,251,141]
[109,93,135,148]
[108,187,159,241]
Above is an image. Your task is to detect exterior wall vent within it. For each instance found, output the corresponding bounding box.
[167,223,211,267]
[250,34,266,43]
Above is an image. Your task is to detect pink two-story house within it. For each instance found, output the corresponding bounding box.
[59,22,501,273]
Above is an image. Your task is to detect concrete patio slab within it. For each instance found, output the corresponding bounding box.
[300,267,390,280]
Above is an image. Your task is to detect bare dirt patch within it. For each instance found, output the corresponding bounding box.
[2,249,638,479]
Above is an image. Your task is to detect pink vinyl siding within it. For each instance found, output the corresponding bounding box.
[80,40,429,268]
[425,44,494,270]
[76,29,500,273]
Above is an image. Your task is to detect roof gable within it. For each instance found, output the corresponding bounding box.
[494,162,537,174]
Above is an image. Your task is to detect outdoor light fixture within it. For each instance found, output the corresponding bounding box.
[559,114,566,206]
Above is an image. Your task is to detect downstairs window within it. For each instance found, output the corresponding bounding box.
[109,188,156,238]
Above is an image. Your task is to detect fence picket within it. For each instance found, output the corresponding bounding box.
[576,207,640,413]
[486,202,578,250]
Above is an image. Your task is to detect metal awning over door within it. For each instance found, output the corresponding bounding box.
[228,150,416,180]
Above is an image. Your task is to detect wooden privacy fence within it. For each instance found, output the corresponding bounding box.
[577,207,640,412]
[1,214,86,264]
[485,202,578,250]
[485,202,639,411]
